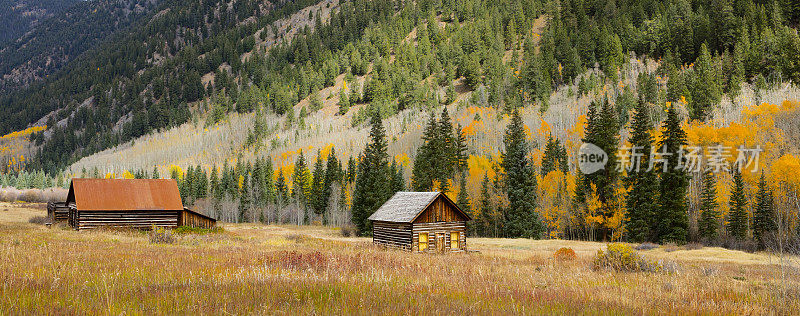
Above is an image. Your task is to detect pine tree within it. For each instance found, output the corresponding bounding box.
[389,160,405,192]
[625,99,659,242]
[691,43,721,121]
[238,173,251,223]
[152,166,160,179]
[412,114,438,191]
[266,159,276,203]
[310,150,327,216]
[581,98,620,240]
[753,172,776,245]
[323,148,340,216]
[698,169,720,240]
[727,169,748,240]
[657,103,690,243]
[454,124,468,172]
[346,156,357,184]
[338,87,350,115]
[501,109,542,238]
[476,172,493,237]
[292,151,312,210]
[351,112,391,236]
[456,171,471,217]
[210,166,221,200]
[275,171,288,207]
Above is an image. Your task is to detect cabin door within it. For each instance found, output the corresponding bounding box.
[436,233,445,253]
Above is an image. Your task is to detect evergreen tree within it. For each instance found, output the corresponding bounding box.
[625,99,659,242]
[323,148,341,215]
[338,87,350,115]
[657,103,690,243]
[454,123,468,172]
[310,150,327,216]
[412,114,438,191]
[275,171,288,207]
[501,109,542,238]
[346,156,357,184]
[351,112,391,236]
[476,172,498,237]
[292,151,312,210]
[390,160,405,193]
[264,158,275,204]
[581,98,620,240]
[698,169,721,240]
[152,166,160,179]
[456,171,471,217]
[753,172,776,245]
[541,135,568,176]
[238,173,251,223]
[691,43,721,121]
[727,169,748,240]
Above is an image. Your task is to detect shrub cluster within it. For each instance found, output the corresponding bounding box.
[553,247,577,261]
[148,227,175,244]
[593,243,662,272]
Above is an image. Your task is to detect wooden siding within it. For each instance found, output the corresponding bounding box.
[413,196,469,223]
[70,209,179,230]
[372,221,413,250]
[47,202,69,223]
[178,210,216,229]
[411,221,467,253]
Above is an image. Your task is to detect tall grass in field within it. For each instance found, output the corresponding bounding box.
[0,215,798,314]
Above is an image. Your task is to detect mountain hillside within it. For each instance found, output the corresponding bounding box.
[3,0,800,245]
[0,0,163,91]
[0,0,78,44]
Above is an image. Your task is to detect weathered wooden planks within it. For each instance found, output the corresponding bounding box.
[412,221,467,253]
[47,202,70,223]
[71,210,179,230]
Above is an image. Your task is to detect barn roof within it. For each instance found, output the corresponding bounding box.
[368,191,470,223]
[66,178,184,211]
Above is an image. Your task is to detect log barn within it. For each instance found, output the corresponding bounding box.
[368,192,471,252]
[65,178,216,230]
[46,201,70,223]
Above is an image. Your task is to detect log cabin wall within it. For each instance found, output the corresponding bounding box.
[413,197,467,223]
[411,221,466,252]
[47,202,70,222]
[372,221,413,250]
[71,210,179,230]
[178,210,217,229]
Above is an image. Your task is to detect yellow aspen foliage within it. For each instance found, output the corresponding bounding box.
[536,170,575,239]
[0,125,46,140]
[104,172,115,179]
[168,165,184,179]
[537,119,551,136]
[461,119,485,136]
[394,153,410,167]
[122,170,135,179]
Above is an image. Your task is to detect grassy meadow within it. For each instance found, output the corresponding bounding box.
[1,202,798,314]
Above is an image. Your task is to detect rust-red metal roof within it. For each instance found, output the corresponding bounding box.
[67,178,184,211]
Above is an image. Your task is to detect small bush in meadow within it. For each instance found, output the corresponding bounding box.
[148,227,175,244]
[593,243,662,272]
[553,247,577,261]
[28,216,48,225]
[684,242,703,250]
[635,242,659,251]
[340,225,357,237]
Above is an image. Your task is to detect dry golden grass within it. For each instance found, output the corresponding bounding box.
[1,204,798,314]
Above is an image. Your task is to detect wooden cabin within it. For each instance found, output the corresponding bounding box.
[368,192,471,252]
[46,201,70,224]
[65,178,216,230]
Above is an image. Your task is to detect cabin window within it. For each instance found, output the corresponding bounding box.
[418,233,428,251]
[450,232,459,249]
